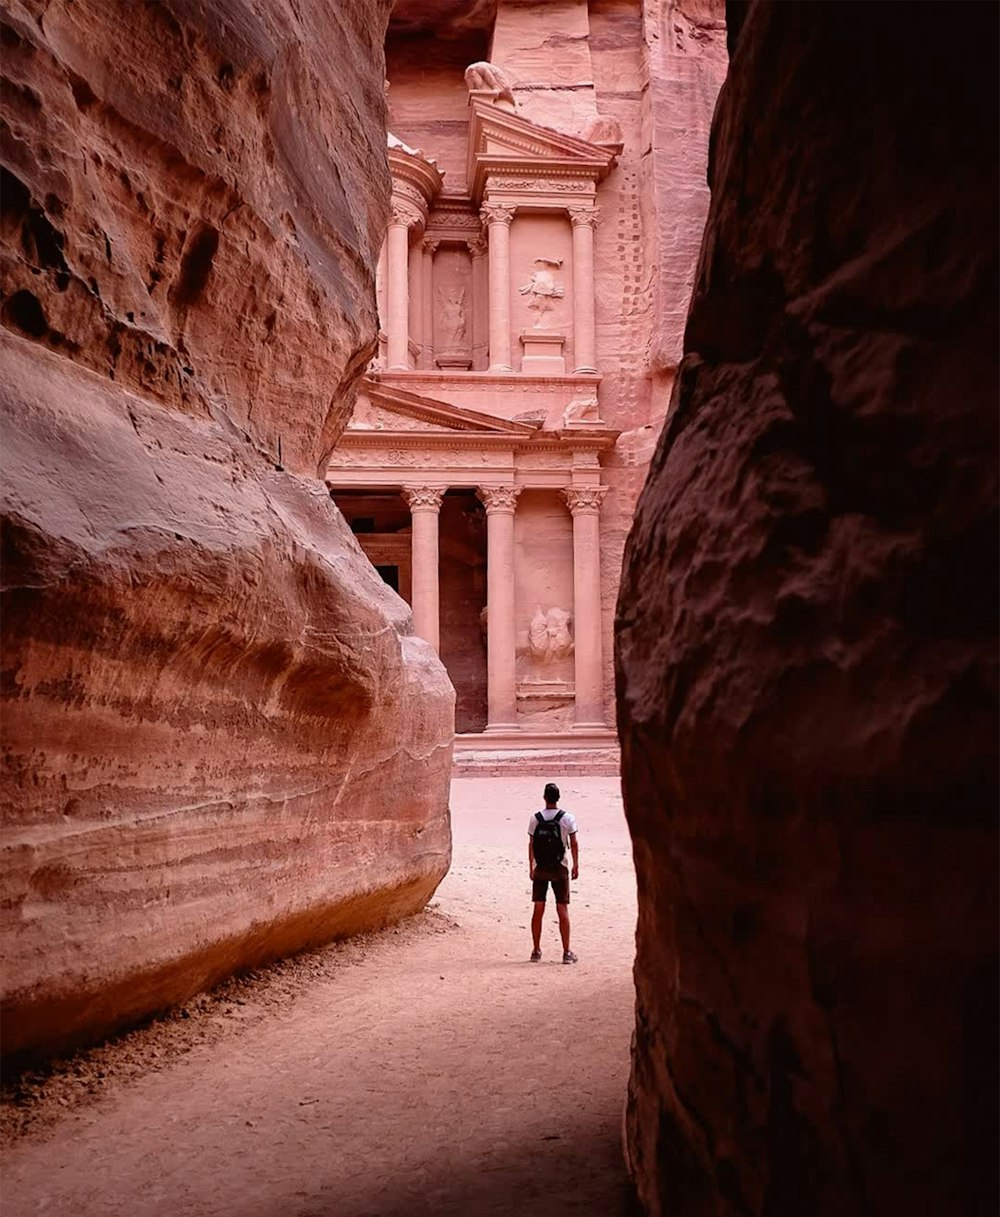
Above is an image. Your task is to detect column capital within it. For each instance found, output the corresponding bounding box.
[568,205,601,229]
[403,485,445,513]
[422,237,440,256]
[390,202,422,229]
[477,484,522,514]
[480,202,517,228]
[563,486,608,515]
[467,233,489,258]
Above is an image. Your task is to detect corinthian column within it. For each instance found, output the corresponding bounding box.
[403,485,445,652]
[480,203,516,373]
[568,206,600,375]
[477,484,522,730]
[467,233,489,372]
[563,486,608,727]
[386,204,416,371]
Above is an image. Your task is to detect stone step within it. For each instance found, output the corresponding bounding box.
[452,748,620,778]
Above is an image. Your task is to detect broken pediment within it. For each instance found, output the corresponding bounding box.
[467,99,618,202]
[346,380,541,437]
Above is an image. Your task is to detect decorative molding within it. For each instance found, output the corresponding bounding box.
[480,203,517,228]
[490,177,593,194]
[466,234,489,258]
[403,485,445,512]
[563,486,608,514]
[477,484,522,514]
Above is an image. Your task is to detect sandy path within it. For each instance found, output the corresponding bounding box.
[2,777,637,1217]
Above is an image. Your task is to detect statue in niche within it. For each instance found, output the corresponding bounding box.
[464,61,517,108]
[519,259,565,329]
[529,606,574,663]
[437,285,467,350]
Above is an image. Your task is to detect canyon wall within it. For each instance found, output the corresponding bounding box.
[1,0,454,1061]
[617,2,998,1215]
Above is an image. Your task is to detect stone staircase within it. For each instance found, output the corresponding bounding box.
[452,729,621,777]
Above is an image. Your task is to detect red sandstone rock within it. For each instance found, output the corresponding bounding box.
[1,0,454,1061]
[616,3,998,1215]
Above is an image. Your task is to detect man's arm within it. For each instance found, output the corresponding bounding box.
[528,834,535,879]
[569,831,579,880]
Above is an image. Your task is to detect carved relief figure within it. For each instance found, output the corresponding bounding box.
[437,285,467,350]
[528,606,574,663]
[562,396,603,426]
[464,61,517,108]
[519,259,565,328]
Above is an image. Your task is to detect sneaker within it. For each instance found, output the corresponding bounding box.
[562,950,578,964]
[530,949,542,962]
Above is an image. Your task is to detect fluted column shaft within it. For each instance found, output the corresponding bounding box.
[408,242,424,367]
[569,207,600,375]
[404,486,444,652]
[468,234,490,372]
[478,485,521,730]
[420,238,437,370]
[481,204,516,373]
[564,486,608,727]
[386,207,414,371]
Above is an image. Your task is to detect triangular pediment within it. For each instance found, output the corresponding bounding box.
[346,378,540,436]
[467,101,617,199]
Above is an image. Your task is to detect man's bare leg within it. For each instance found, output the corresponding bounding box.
[556,902,571,952]
[531,901,545,953]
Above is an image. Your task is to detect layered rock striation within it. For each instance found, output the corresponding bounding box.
[1,0,454,1060]
[616,2,998,1214]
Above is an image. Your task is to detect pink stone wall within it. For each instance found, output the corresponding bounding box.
[1,0,455,1061]
[616,1,998,1212]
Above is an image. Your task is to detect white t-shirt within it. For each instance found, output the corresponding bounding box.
[527,807,578,867]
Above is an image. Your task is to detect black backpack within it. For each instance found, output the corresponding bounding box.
[533,810,565,868]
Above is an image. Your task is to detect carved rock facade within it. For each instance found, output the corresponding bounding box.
[616,3,998,1214]
[1,0,454,1060]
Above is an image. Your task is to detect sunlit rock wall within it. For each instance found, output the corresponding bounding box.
[616,1,998,1214]
[1,0,454,1060]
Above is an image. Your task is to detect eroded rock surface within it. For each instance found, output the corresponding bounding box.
[1,0,454,1061]
[616,2,997,1215]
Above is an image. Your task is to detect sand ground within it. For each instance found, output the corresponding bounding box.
[1,777,638,1217]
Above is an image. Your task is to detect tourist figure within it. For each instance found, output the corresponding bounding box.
[528,782,579,963]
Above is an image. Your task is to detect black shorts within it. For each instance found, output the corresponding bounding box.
[532,865,570,905]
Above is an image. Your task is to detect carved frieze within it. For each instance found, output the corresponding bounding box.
[489,178,593,194]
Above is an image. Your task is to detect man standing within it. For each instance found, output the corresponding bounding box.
[528,782,579,963]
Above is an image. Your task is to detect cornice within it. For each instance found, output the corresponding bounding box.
[372,370,604,393]
[329,430,620,453]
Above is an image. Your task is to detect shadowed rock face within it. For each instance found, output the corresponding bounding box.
[1,0,454,1061]
[616,2,998,1215]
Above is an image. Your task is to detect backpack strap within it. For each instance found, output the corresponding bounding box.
[535,811,546,826]
[553,810,564,824]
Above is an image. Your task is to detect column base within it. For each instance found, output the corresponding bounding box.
[572,719,607,731]
[573,366,599,376]
[488,364,516,374]
[484,721,520,733]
